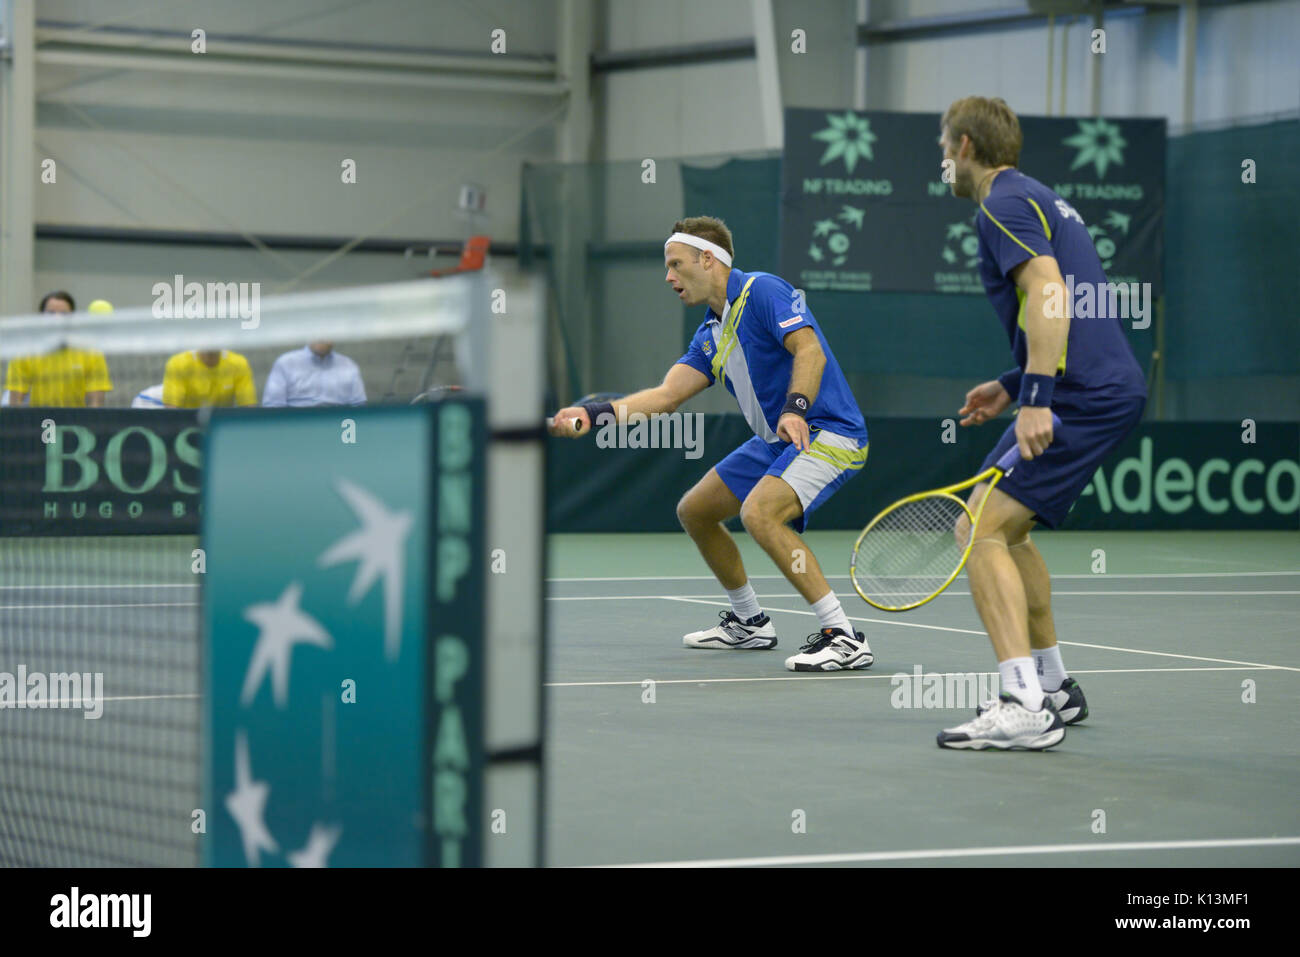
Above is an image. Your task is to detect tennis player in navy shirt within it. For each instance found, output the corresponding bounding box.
[936,96,1147,750]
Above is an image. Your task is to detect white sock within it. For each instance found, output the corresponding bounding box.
[1033,645,1067,692]
[725,582,762,622]
[998,657,1044,711]
[810,591,854,637]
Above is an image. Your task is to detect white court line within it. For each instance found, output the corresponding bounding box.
[24,590,1290,611]
[549,571,1300,582]
[2,572,1293,590]
[0,583,198,590]
[547,665,1267,688]
[1060,638,1300,672]
[661,597,1300,673]
[549,591,1300,599]
[0,602,198,610]
[597,835,1300,868]
[5,573,1296,589]
[24,693,200,706]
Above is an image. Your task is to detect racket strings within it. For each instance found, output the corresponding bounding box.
[852,495,972,607]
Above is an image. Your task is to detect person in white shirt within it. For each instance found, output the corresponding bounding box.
[262,342,366,407]
[132,384,165,408]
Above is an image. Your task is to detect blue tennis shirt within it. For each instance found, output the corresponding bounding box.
[977,168,1147,407]
[676,267,867,443]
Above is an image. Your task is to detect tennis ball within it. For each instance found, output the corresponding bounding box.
[88,299,114,314]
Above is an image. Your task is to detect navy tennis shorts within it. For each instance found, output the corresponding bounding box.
[980,395,1146,529]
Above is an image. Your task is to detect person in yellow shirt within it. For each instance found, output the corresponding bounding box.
[162,350,258,408]
[2,292,113,408]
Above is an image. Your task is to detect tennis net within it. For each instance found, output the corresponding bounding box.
[0,277,499,866]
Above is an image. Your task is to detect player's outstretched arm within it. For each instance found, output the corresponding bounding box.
[549,363,710,437]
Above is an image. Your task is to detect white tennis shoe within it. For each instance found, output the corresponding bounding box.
[938,693,1065,751]
[683,611,778,649]
[784,628,874,672]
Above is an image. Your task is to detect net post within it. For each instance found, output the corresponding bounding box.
[461,271,491,396]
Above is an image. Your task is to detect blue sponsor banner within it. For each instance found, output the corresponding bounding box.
[202,402,485,867]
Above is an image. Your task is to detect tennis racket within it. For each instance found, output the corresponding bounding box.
[850,413,1061,612]
[546,415,586,435]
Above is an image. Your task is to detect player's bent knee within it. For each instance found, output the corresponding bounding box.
[675,493,698,529]
[677,489,737,532]
[676,495,716,532]
[739,498,773,535]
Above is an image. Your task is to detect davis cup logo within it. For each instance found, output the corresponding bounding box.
[808,205,865,266]
[940,221,980,269]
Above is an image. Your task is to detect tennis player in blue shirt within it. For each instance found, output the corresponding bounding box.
[549,216,872,672]
[936,97,1148,750]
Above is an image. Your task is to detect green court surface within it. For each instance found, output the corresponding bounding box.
[3,531,1296,867]
[545,531,1300,868]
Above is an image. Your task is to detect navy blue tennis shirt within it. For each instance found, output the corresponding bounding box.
[977,169,1147,408]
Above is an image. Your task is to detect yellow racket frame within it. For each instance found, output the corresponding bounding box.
[849,461,1012,612]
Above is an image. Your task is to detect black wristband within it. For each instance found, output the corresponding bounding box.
[581,401,616,426]
[781,393,811,418]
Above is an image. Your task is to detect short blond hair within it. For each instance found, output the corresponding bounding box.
[941,97,1022,168]
[671,216,734,259]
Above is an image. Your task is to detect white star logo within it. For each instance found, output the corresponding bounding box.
[225,731,278,867]
[287,823,342,868]
[318,479,413,661]
[240,581,332,707]
[812,111,877,173]
[1063,117,1127,178]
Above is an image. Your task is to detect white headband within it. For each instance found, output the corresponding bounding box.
[665,231,733,267]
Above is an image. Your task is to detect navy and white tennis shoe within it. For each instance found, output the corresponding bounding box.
[683,610,778,649]
[784,627,873,672]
